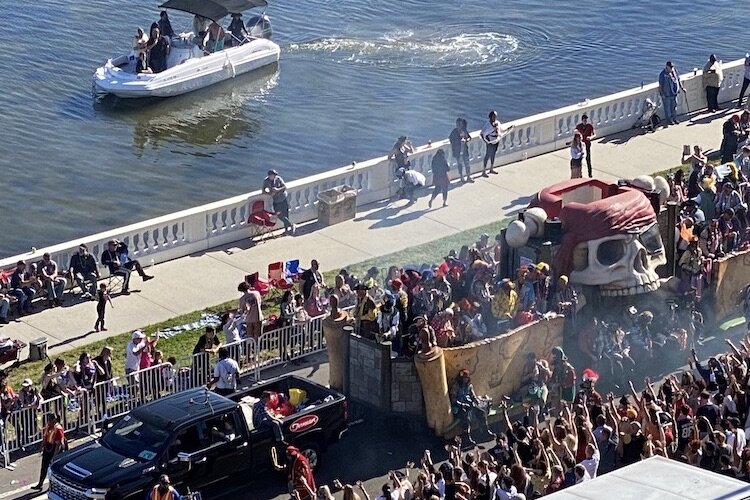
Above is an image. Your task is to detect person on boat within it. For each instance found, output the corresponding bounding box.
[136,51,152,74]
[207,20,226,53]
[193,15,210,49]
[228,13,248,46]
[132,27,149,59]
[157,10,175,39]
[148,26,171,73]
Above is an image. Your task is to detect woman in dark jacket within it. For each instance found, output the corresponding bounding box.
[429,149,451,208]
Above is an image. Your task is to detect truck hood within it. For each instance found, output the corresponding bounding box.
[52,441,154,487]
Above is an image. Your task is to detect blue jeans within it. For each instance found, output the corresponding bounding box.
[45,278,66,301]
[454,150,470,179]
[11,288,34,312]
[0,298,8,319]
[662,94,677,122]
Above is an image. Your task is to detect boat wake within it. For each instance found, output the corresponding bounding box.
[288,30,520,68]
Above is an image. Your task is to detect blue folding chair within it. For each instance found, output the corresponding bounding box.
[285,259,300,281]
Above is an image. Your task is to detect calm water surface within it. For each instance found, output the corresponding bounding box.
[0,1,744,255]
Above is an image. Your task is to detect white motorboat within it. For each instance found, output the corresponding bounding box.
[93,0,280,99]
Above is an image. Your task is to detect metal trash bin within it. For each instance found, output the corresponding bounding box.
[29,337,47,362]
[317,185,357,227]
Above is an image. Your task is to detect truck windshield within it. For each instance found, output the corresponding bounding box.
[101,414,170,461]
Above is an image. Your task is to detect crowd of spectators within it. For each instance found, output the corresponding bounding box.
[0,240,153,326]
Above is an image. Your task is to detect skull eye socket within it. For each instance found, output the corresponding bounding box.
[639,223,664,253]
[596,239,625,266]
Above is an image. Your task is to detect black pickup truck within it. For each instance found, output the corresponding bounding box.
[47,375,348,500]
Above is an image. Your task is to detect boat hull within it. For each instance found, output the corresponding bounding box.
[93,38,280,99]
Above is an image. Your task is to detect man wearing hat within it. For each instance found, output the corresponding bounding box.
[262,169,295,234]
[125,330,147,375]
[354,283,378,338]
[148,474,182,500]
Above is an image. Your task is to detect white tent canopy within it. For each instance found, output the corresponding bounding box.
[546,456,750,500]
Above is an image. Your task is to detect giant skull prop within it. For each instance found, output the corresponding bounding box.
[513,179,666,296]
[570,223,666,296]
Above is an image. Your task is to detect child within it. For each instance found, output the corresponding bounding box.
[94,283,113,332]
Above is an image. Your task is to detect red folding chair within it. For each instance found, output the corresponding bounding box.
[268,261,293,290]
[247,199,277,242]
[246,272,271,296]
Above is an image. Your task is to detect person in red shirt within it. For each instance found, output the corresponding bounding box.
[575,114,596,178]
[33,413,65,490]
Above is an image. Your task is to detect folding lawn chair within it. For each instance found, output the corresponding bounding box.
[247,199,277,242]
[268,261,293,290]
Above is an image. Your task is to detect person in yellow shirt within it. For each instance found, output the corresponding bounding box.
[491,279,517,332]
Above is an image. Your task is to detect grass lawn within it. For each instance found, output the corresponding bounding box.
[5,219,510,389]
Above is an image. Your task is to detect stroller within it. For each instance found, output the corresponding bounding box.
[633,98,660,132]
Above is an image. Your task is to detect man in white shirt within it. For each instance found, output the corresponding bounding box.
[209,347,240,396]
[580,442,600,479]
[574,464,591,484]
[480,110,514,177]
[125,330,146,375]
[727,417,747,459]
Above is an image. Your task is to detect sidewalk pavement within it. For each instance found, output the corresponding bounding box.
[0,110,729,357]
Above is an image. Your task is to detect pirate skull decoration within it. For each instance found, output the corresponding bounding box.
[510,178,666,296]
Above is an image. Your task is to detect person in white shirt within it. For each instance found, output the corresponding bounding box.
[209,347,240,396]
[125,330,146,375]
[574,464,591,484]
[727,417,747,460]
[220,312,244,345]
[580,442,600,479]
[480,110,514,177]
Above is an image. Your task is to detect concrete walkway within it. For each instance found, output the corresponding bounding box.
[0,108,732,356]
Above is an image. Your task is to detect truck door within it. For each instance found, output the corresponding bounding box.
[203,410,251,480]
[163,422,213,489]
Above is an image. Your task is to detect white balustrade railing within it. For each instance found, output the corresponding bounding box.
[1,58,746,277]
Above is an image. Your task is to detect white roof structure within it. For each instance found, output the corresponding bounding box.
[546,456,750,500]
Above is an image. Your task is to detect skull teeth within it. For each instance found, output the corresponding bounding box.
[600,280,661,297]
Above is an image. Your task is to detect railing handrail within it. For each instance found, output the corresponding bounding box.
[1,56,745,269]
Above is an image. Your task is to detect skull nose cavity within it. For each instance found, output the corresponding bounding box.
[634,249,648,273]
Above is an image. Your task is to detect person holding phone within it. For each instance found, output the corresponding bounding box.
[480,110,514,177]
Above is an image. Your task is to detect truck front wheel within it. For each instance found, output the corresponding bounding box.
[299,442,321,472]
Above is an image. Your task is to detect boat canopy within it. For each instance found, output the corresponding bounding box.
[158,0,268,21]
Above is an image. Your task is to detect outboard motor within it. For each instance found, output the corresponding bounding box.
[246,14,272,39]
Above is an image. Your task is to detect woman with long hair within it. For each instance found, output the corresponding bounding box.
[569,130,585,179]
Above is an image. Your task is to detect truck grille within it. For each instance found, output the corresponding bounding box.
[49,471,89,500]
